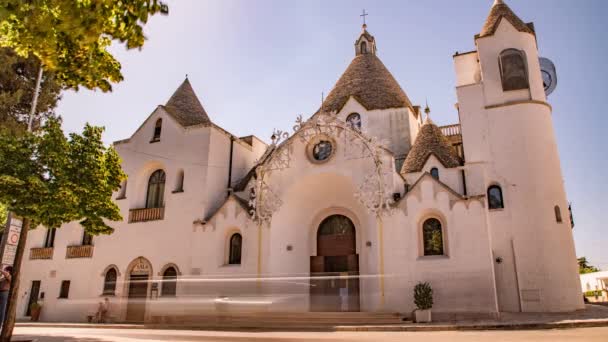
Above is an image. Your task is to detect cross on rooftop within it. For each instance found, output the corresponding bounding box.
[360,9,368,26]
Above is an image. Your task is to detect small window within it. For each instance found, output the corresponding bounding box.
[555,205,562,223]
[499,49,529,91]
[174,170,184,193]
[146,169,166,208]
[161,267,177,297]
[488,185,504,210]
[422,218,444,256]
[103,268,117,295]
[82,231,93,246]
[346,113,362,131]
[59,280,70,299]
[360,41,367,54]
[228,233,242,265]
[44,228,56,248]
[117,180,127,199]
[152,118,162,142]
[430,168,439,180]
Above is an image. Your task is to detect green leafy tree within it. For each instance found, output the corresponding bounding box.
[0,202,6,228]
[0,47,62,133]
[0,0,168,92]
[578,257,600,274]
[0,119,125,341]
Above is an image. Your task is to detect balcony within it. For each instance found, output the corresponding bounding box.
[129,207,164,223]
[29,247,54,260]
[66,245,94,259]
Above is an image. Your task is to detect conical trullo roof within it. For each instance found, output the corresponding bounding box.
[163,78,211,126]
[321,26,413,113]
[401,119,461,174]
[479,0,534,38]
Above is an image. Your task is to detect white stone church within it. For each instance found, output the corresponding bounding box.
[17,1,583,323]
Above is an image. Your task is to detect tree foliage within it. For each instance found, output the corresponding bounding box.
[0,0,168,92]
[0,119,125,234]
[0,202,6,227]
[0,47,62,133]
[578,257,600,274]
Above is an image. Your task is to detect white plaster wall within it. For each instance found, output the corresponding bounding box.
[456,20,583,312]
[337,98,415,158]
[383,177,497,314]
[17,107,266,322]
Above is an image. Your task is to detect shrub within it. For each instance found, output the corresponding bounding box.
[414,282,433,310]
[29,301,41,311]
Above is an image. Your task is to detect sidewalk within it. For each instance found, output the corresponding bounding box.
[15,304,608,332]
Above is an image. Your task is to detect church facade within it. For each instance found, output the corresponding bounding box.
[17,1,583,323]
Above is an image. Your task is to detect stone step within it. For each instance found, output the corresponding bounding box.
[151,312,407,326]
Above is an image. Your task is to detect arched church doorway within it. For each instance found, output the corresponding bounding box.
[126,257,151,322]
[310,215,360,312]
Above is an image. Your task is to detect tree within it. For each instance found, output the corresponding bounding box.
[0,47,62,133]
[0,119,125,341]
[578,257,600,274]
[0,0,168,92]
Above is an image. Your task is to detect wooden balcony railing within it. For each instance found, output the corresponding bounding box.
[439,124,461,137]
[29,247,54,260]
[129,207,164,223]
[66,245,94,259]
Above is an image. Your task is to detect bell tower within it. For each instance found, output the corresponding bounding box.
[454,0,583,312]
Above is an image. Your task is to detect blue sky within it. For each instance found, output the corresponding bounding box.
[56,0,608,269]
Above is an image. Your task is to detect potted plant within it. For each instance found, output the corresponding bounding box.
[30,301,42,321]
[414,282,433,323]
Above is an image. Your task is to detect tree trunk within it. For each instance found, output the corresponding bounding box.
[27,66,43,132]
[0,217,30,342]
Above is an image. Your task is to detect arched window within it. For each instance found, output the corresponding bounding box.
[152,118,162,142]
[499,49,529,91]
[346,113,362,131]
[174,170,184,193]
[487,185,504,210]
[430,168,439,180]
[103,268,117,295]
[146,170,166,208]
[360,41,367,54]
[161,267,177,297]
[422,218,444,256]
[554,205,562,223]
[117,180,127,199]
[228,233,242,265]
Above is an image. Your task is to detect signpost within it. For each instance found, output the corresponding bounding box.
[0,214,22,268]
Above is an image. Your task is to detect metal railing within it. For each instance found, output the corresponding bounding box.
[439,124,461,136]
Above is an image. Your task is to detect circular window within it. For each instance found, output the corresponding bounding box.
[313,141,332,161]
[306,135,335,164]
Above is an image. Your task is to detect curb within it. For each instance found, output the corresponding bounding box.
[15,319,608,332]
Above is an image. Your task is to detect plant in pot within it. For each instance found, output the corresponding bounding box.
[30,301,42,321]
[414,282,433,323]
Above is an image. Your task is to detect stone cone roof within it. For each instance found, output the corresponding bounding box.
[401,119,461,173]
[479,0,534,38]
[321,53,413,113]
[163,79,211,126]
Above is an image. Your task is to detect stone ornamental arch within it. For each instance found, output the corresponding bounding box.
[249,111,395,224]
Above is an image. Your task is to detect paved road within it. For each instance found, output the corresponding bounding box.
[12,326,608,342]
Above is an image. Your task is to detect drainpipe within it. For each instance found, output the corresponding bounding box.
[227,136,235,197]
[461,169,468,197]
